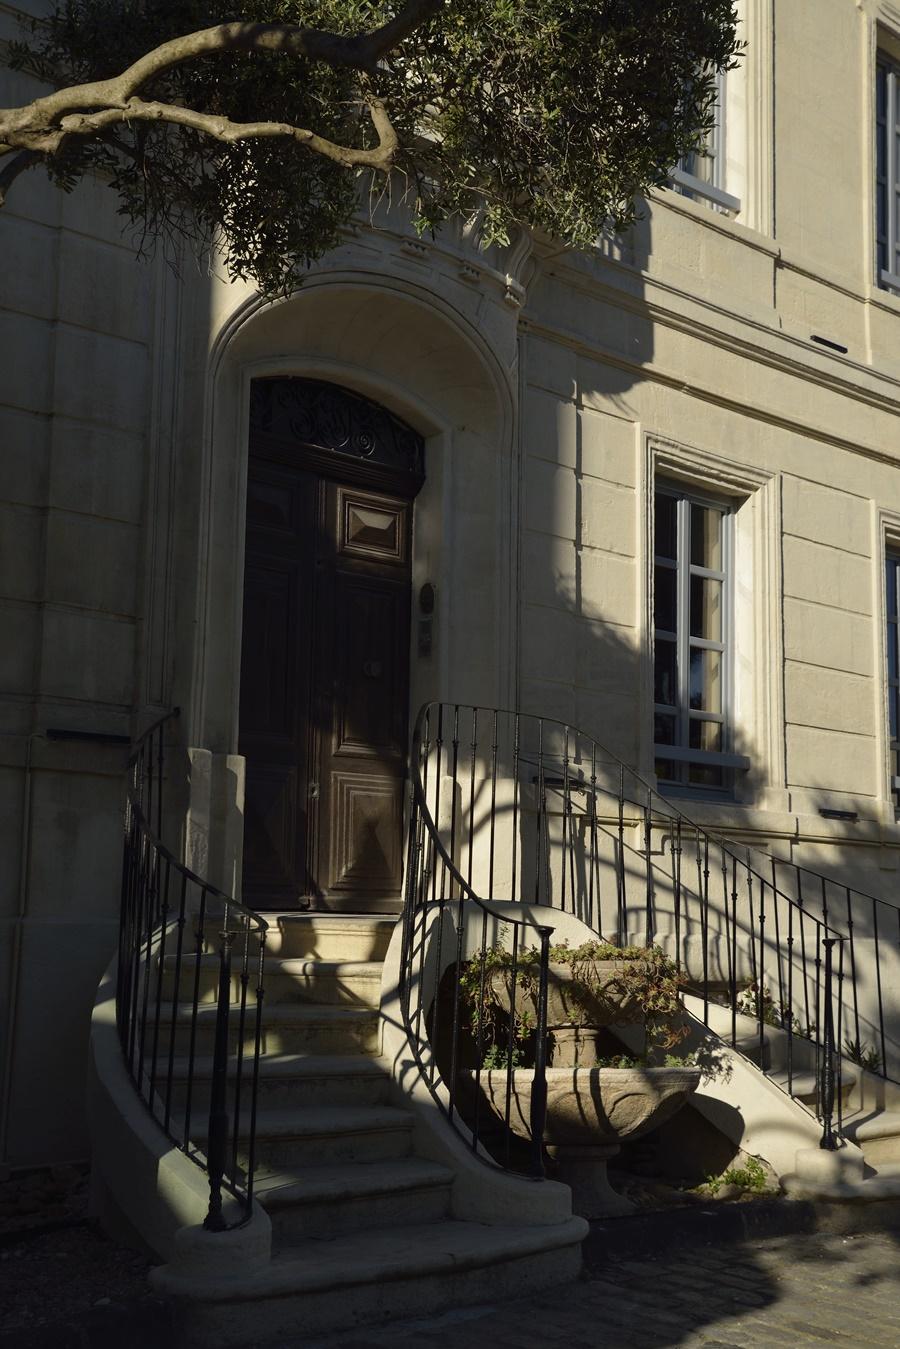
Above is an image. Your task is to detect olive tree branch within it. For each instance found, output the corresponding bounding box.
[0,1,438,169]
[43,93,398,171]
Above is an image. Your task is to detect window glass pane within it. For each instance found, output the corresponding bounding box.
[890,687,898,742]
[690,576,723,640]
[654,713,677,746]
[655,566,677,632]
[690,504,722,570]
[887,562,898,621]
[689,649,723,712]
[654,639,677,706]
[655,494,677,560]
[655,758,679,783]
[877,65,887,120]
[689,718,723,753]
[889,628,898,682]
[688,762,724,789]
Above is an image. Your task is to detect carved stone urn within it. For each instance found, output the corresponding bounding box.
[478,1065,701,1218]
[489,960,643,1067]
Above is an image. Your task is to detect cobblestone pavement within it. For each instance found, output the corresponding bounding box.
[311,1230,900,1349]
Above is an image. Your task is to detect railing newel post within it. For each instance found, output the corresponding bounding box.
[819,936,839,1151]
[205,915,236,1232]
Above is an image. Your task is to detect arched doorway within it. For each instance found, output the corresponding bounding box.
[238,377,425,912]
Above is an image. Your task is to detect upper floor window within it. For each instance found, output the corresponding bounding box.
[886,551,900,807]
[653,485,735,794]
[876,55,900,295]
[670,70,741,217]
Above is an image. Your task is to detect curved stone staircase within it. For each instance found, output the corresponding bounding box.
[140,912,585,1345]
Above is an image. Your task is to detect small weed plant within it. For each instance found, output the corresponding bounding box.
[843,1036,882,1074]
[736,981,802,1036]
[706,1154,769,1196]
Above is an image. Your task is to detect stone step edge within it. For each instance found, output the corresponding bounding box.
[155,1003,379,1024]
[255,1158,453,1209]
[166,1052,387,1080]
[842,1110,900,1142]
[193,1105,413,1142]
[155,1216,588,1303]
[163,957,384,978]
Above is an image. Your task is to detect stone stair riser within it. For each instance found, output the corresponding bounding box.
[198,922,396,963]
[265,1181,451,1242]
[175,1241,582,1347]
[168,1071,388,1113]
[249,1124,413,1172]
[857,1135,900,1167]
[163,1018,380,1058]
[161,968,381,1008]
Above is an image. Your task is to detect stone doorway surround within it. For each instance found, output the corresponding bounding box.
[173,230,532,900]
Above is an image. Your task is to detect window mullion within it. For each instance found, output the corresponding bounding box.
[890,69,897,278]
[677,496,690,782]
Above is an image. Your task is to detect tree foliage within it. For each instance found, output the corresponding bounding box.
[0,0,740,295]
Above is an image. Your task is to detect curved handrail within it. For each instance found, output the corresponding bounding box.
[117,709,269,1229]
[401,702,555,1176]
[401,702,852,1161]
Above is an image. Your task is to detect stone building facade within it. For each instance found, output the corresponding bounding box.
[2,0,900,1171]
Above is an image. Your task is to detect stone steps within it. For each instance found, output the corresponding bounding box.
[167,1052,390,1110]
[842,1109,900,1166]
[162,955,383,1007]
[255,1157,453,1240]
[154,1216,586,1346]
[146,907,586,1341]
[155,1001,381,1057]
[214,913,398,962]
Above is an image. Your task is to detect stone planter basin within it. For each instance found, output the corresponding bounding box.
[488,960,642,1030]
[477,1066,701,1218]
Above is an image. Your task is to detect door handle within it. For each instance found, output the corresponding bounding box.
[308,782,319,800]
[363,660,383,679]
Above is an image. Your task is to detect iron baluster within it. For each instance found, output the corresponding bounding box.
[757,880,766,1070]
[786,907,794,1097]
[701,836,710,1025]
[819,937,839,1151]
[874,899,887,1077]
[204,919,236,1232]
[502,926,520,1168]
[529,927,553,1179]
[245,933,267,1213]
[644,792,654,948]
[616,764,625,944]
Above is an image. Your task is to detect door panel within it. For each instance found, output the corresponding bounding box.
[239,462,316,909]
[239,456,412,912]
[313,483,411,910]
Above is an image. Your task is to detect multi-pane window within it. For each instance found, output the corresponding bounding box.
[886,552,900,807]
[653,486,732,792]
[876,56,900,295]
[670,70,741,216]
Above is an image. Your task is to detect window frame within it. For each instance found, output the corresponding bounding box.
[652,482,748,797]
[876,53,900,296]
[670,68,742,217]
[885,549,900,807]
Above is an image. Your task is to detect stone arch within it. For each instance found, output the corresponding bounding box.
[186,270,518,758]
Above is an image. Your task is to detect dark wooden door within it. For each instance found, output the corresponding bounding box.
[238,459,317,908]
[239,448,413,912]
[311,482,412,909]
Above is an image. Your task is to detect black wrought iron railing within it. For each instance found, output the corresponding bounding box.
[400,703,872,1171]
[117,710,268,1229]
[401,705,554,1176]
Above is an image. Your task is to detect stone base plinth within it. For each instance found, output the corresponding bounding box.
[548,1143,635,1219]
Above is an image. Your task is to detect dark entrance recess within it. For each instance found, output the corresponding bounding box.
[238,378,425,913]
